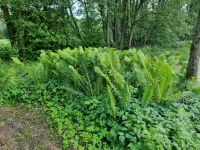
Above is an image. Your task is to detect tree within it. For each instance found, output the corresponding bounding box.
[0,3,15,44]
[0,10,6,39]
[186,9,200,79]
[0,0,198,59]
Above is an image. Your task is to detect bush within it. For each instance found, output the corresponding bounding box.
[0,39,17,60]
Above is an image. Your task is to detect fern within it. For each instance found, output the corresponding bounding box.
[60,86,85,97]
[58,49,77,64]
[37,47,175,112]
[142,82,155,106]
[158,63,173,101]
[107,84,116,117]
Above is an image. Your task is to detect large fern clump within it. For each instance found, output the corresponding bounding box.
[38,47,174,116]
[122,49,176,105]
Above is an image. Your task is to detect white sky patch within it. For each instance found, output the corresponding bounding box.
[72,0,84,19]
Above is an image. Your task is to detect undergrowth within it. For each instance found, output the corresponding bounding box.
[0,45,200,149]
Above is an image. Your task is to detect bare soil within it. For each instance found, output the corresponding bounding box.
[0,106,61,150]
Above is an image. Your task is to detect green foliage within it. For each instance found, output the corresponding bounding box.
[0,46,199,149]
[0,0,199,149]
[142,82,155,106]
[1,73,199,150]
[0,61,9,90]
[0,39,15,60]
[1,0,197,58]
[38,48,176,112]
[39,48,132,116]
[122,49,174,105]
[1,80,200,149]
[140,41,191,80]
[0,12,7,39]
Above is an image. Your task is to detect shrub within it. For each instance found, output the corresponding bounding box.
[0,39,17,60]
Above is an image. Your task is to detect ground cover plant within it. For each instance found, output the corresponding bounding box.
[0,44,200,149]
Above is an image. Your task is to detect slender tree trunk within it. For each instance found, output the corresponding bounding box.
[106,14,110,47]
[18,11,25,58]
[128,3,138,49]
[105,1,110,47]
[128,22,136,48]
[67,3,82,40]
[112,0,118,47]
[119,0,128,49]
[112,16,117,46]
[128,0,147,48]
[99,2,108,46]
[186,10,200,79]
[1,4,15,46]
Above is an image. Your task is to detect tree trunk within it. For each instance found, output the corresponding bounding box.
[119,0,128,49]
[1,4,15,46]
[128,23,136,48]
[99,2,107,46]
[106,1,110,47]
[186,10,200,79]
[18,11,25,58]
[112,0,118,47]
[67,3,82,41]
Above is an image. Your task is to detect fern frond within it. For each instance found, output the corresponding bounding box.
[107,84,116,117]
[142,82,155,106]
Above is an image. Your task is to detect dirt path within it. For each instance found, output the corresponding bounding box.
[0,106,61,150]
